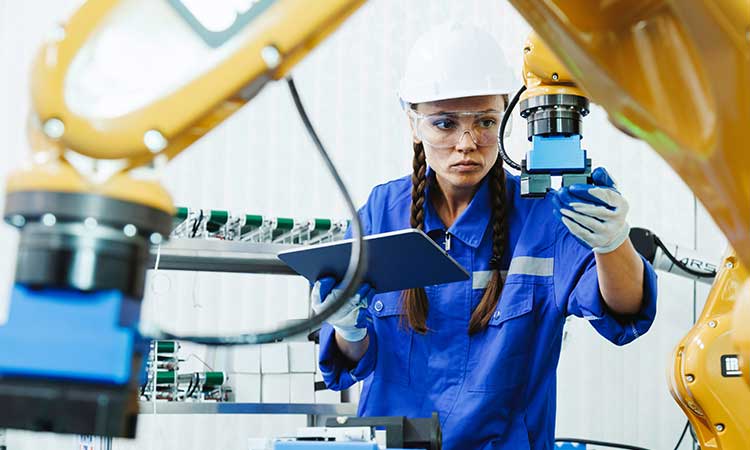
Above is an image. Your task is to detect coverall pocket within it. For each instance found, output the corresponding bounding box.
[465,282,536,394]
[371,295,412,386]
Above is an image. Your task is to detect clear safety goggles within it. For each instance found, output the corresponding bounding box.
[408,109,503,149]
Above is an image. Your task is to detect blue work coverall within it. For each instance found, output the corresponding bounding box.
[318,171,658,450]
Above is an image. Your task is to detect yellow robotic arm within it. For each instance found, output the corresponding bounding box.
[505,1,750,448]
[0,0,365,438]
[12,0,363,210]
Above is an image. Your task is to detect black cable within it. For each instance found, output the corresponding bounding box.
[497,84,526,171]
[185,373,198,398]
[672,421,690,450]
[654,235,717,278]
[184,374,195,399]
[190,209,204,238]
[555,438,650,450]
[148,76,367,345]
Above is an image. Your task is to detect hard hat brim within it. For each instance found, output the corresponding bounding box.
[399,88,513,106]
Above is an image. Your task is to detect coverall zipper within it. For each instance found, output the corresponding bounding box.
[445,231,451,251]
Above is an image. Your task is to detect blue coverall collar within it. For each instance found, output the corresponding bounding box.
[423,166,491,248]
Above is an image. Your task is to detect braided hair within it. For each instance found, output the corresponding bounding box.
[401,141,509,335]
[468,156,508,334]
[400,142,432,334]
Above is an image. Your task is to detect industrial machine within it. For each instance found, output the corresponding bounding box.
[249,414,442,450]
[140,340,231,403]
[504,2,750,448]
[0,0,368,438]
[0,0,748,448]
[172,207,348,245]
[500,33,592,197]
[629,227,750,446]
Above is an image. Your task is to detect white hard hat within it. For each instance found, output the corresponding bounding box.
[399,23,518,105]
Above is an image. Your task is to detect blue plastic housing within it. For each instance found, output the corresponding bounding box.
[0,285,148,385]
[526,135,586,174]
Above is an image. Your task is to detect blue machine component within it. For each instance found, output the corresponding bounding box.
[0,285,148,385]
[526,135,587,174]
[273,443,381,450]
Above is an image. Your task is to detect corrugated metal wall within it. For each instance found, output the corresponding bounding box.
[0,1,727,449]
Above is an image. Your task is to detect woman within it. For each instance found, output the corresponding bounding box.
[312,23,657,450]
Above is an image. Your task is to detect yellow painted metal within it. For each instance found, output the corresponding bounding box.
[507,0,750,266]
[507,1,750,447]
[7,162,174,214]
[667,251,750,447]
[521,32,587,101]
[6,160,87,195]
[17,0,365,216]
[98,173,175,214]
[734,283,750,386]
[7,113,174,213]
[31,0,365,166]
[6,117,87,193]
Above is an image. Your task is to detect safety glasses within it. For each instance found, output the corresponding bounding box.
[408,109,503,149]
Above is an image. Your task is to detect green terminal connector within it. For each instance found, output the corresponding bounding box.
[203,372,226,387]
[314,218,331,230]
[156,371,177,385]
[173,207,190,228]
[272,217,295,239]
[156,341,179,354]
[308,218,332,239]
[276,217,294,230]
[175,207,189,221]
[206,209,229,233]
[241,214,264,234]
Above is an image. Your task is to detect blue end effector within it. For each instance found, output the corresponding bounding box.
[0,284,149,437]
[517,92,592,197]
[0,189,173,437]
[526,135,586,174]
[0,285,148,385]
[520,134,591,197]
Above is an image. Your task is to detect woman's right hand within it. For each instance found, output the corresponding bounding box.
[310,277,374,342]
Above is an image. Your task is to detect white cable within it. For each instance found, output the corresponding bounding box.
[150,244,161,450]
[153,243,161,271]
[186,353,215,371]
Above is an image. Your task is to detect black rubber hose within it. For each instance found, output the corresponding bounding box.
[497,85,526,171]
[672,421,690,450]
[149,76,367,345]
[654,235,717,278]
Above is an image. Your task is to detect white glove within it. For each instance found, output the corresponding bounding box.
[311,277,373,342]
[552,167,630,254]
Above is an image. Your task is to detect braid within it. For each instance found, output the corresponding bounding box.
[468,155,508,334]
[410,143,427,229]
[401,142,430,334]
[491,158,509,261]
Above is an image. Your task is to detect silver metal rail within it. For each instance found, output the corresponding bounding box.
[138,402,357,416]
[149,239,300,274]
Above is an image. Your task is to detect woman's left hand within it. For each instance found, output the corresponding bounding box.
[551,167,630,254]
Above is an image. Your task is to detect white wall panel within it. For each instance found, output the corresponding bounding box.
[0,1,730,449]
